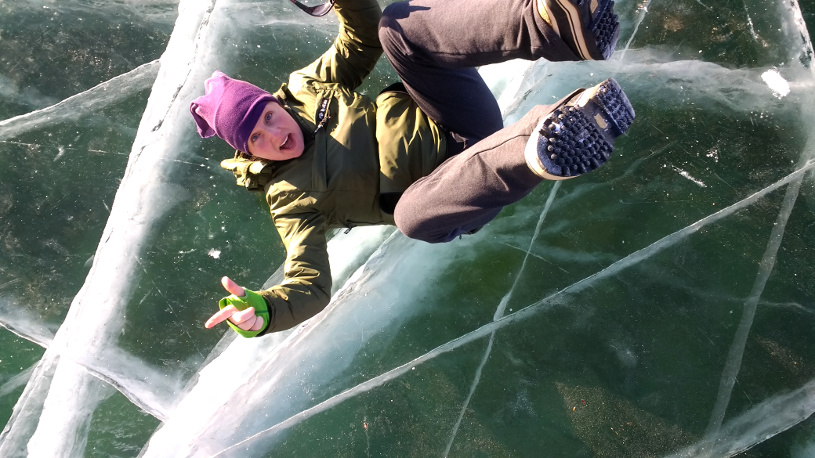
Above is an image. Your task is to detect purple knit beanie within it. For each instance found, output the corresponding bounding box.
[190,71,277,153]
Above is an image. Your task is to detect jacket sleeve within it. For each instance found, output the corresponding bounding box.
[258,211,333,333]
[289,0,383,90]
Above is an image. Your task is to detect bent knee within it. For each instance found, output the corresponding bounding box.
[378,3,411,59]
[394,207,445,244]
[394,207,427,242]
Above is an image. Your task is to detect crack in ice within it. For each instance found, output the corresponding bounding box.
[616,0,652,62]
[705,165,807,437]
[0,61,159,142]
[444,182,562,456]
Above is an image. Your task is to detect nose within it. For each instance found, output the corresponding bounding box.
[266,126,285,148]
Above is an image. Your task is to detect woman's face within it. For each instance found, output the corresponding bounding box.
[246,101,305,161]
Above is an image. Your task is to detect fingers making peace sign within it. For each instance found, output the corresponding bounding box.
[204,276,265,332]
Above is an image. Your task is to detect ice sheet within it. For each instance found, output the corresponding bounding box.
[2,0,815,456]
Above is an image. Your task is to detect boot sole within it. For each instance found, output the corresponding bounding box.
[542,0,620,60]
[525,78,635,180]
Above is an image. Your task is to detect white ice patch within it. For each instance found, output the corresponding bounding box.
[672,166,707,188]
[706,146,719,162]
[761,69,790,99]
[207,249,221,259]
[53,146,66,162]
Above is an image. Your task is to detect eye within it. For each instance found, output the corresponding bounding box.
[265,112,272,122]
[250,133,259,143]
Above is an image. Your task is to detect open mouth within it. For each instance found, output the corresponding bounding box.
[280,134,291,150]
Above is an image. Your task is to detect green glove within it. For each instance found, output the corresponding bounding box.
[218,289,270,338]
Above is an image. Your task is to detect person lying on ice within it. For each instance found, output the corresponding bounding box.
[190,0,635,337]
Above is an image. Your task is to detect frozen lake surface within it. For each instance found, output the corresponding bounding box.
[1,0,815,456]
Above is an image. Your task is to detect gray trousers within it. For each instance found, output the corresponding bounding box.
[379,0,582,243]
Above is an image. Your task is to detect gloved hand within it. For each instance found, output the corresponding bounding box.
[205,277,270,338]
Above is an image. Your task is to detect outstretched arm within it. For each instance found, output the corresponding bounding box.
[260,211,332,332]
[290,0,383,90]
[204,211,332,336]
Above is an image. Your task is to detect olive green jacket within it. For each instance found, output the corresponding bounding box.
[220,0,448,333]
